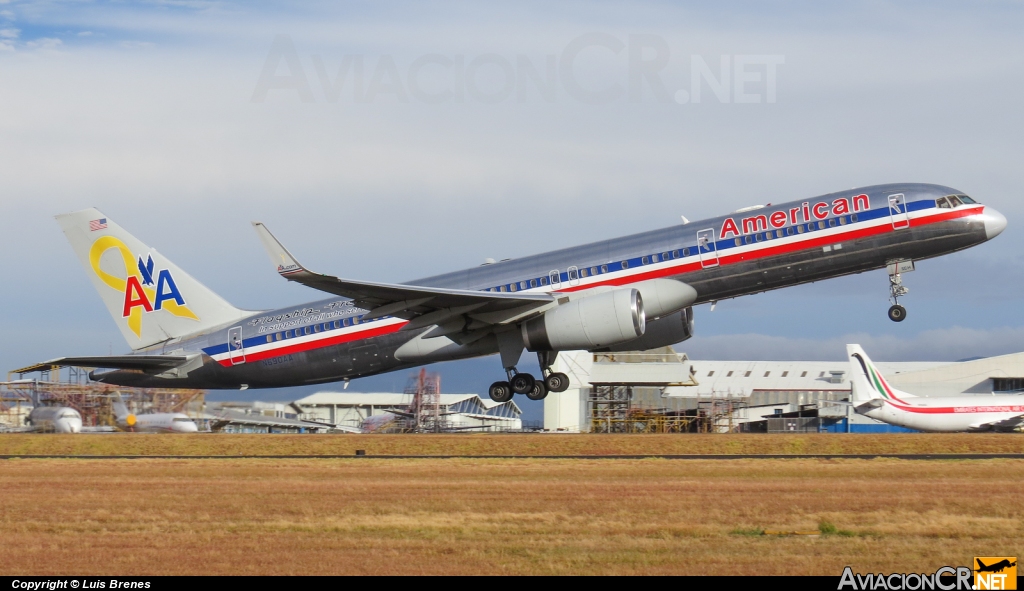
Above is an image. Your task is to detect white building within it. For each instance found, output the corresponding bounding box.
[544,349,1024,433]
[292,392,523,432]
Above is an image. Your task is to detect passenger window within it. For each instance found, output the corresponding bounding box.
[851,214,859,223]
[353,317,360,325]
[828,219,836,227]
[520,281,527,290]
[642,256,650,265]
[334,321,341,329]
[276,333,282,341]
[936,197,950,209]
[568,266,579,284]
[818,221,826,230]
[314,325,320,333]
[590,267,597,276]
[959,195,976,204]
[580,268,588,278]
[652,254,660,263]
[755,234,762,242]
[540,276,548,286]
[682,248,689,257]
[735,238,742,246]
[661,253,669,261]
[621,261,629,269]
[948,196,963,207]
[549,270,561,286]
[509,283,517,292]
[530,279,537,288]
[838,217,847,225]
[601,265,608,274]
[266,336,272,343]
[796,226,804,234]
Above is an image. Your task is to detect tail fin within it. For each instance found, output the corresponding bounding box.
[111,392,129,421]
[847,344,914,404]
[56,208,250,350]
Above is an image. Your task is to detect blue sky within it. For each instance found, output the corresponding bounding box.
[2,1,1023,421]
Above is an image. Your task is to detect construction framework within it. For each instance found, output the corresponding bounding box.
[2,366,205,429]
[589,386,749,434]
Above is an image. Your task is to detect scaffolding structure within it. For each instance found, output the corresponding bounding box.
[403,368,449,433]
[589,386,749,434]
[1,366,206,429]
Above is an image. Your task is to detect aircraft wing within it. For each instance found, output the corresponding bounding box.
[252,222,556,330]
[969,414,1024,432]
[20,355,192,372]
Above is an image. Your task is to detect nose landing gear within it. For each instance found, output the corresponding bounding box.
[887,262,911,322]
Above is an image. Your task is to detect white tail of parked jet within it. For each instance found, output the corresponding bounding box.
[846,344,916,406]
[56,208,250,350]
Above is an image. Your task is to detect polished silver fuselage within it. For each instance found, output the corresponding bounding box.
[92,183,1002,389]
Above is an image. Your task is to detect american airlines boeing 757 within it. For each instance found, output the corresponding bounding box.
[34,183,1005,403]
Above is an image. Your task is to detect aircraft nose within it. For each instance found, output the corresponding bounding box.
[981,206,1007,240]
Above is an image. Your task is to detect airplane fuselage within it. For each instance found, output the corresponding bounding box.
[92,183,1004,390]
[860,395,1024,432]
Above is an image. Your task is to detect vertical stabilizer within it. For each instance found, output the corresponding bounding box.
[111,393,129,421]
[56,208,250,350]
[847,344,915,404]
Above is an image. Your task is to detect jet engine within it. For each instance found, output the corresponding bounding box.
[594,307,694,352]
[522,288,645,351]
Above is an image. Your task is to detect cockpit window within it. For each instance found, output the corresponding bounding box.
[948,195,963,207]
[936,197,951,209]
[959,195,977,204]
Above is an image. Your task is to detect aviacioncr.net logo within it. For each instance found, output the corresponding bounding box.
[88,236,199,338]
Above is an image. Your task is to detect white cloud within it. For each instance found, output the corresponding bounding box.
[25,37,62,50]
[0,27,18,39]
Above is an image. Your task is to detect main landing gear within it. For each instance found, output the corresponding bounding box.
[887,263,910,323]
[488,351,570,403]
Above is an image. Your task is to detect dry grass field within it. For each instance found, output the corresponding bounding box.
[1,457,1022,575]
[0,432,1022,456]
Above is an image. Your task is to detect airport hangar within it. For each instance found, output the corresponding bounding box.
[543,348,1024,433]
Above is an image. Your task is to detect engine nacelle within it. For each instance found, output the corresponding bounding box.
[631,279,697,319]
[593,307,694,352]
[522,288,645,351]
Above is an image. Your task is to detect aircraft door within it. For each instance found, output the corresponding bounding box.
[228,326,246,365]
[888,193,910,230]
[697,228,719,268]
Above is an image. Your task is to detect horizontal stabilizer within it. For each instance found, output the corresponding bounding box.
[26,355,192,372]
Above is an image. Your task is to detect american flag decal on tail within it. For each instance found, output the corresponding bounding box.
[89,218,107,231]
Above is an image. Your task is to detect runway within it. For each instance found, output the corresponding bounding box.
[2,453,1023,460]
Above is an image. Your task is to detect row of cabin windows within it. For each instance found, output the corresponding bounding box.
[732,214,860,247]
[707,370,828,378]
[264,316,368,343]
[484,211,868,294]
[486,250,692,293]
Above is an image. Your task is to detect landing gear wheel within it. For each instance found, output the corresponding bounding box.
[488,381,513,403]
[526,380,548,401]
[545,372,570,393]
[510,373,536,395]
[888,304,907,323]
